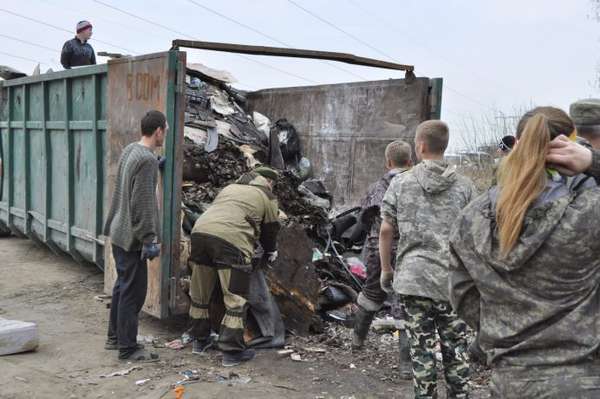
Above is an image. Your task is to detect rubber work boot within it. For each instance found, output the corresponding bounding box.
[468,333,486,366]
[192,337,215,355]
[398,329,412,380]
[351,306,376,350]
[222,349,255,367]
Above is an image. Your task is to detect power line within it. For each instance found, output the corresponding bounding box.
[286,0,499,113]
[0,8,136,54]
[92,0,318,85]
[346,0,497,89]
[0,51,51,66]
[0,33,56,52]
[184,0,367,80]
[93,0,191,41]
[37,0,168,43]
[287,0,397,61]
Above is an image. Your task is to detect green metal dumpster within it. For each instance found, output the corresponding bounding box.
[0,48,442,320]
[0,51,186,319]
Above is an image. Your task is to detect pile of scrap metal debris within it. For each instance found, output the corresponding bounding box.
[180,64,369,336]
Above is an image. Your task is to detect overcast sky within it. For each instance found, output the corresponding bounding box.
[1,0,599,150]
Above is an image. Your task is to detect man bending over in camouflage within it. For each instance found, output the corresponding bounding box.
[379,120,475,399]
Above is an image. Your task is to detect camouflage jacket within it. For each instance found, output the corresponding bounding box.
[360,167,408,252]
[382,160,476,301]
[192,172,280,262]
[449,176,600,367]
[590,149,600,181]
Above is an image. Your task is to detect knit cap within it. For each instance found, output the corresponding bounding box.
[76,20,92,33]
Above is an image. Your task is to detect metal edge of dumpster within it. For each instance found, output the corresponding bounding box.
[0,82,8,236]
[429,78,443,120]
[162,50,186,318]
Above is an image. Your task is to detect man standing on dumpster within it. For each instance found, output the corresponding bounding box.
[61,20,96,69]
[187,166,280,367]
[351,139,413,379]
[104,110,167,362]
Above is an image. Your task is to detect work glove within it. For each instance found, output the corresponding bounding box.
[158,156,166,171]
[266,251,278,264]
[141,242,160,261]
[380,269,394,295]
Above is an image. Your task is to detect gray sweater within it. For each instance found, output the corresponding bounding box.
[104,143,160,251]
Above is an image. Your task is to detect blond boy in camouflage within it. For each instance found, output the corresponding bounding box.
[380,120,475,399]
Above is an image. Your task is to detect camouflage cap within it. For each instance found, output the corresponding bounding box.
[253,166,280,180]
[570,99,600,127]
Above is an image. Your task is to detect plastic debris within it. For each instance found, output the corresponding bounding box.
[303,347,327,354]
[135,378,150,386]
[99,366,142,378]
[137,335,156,344]
[216,372,252,385]
[346,257,367,280]
[174,385,185,399]
[277,349,295,357]
[372,316,404,332]
[312,248,324,262]
[165,339,185,350]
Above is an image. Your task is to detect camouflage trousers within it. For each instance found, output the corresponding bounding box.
[491,363,600,399]
[188,261,249,352]
[401,295,470,399]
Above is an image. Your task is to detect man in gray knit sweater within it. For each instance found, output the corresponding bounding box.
[104,110,167,361]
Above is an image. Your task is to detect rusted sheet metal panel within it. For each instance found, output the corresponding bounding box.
[247,78,433,207]
[103,51,184,319]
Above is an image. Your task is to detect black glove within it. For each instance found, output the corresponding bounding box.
[158,156,166,171]
[141,242,160,261]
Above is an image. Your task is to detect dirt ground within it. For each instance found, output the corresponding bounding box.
[0,237,490,398]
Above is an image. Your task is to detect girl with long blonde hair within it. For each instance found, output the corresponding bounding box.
[449,106,600,398]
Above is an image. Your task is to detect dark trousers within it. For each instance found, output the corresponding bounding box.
[361,247,387,306]
[107,244,148,358]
